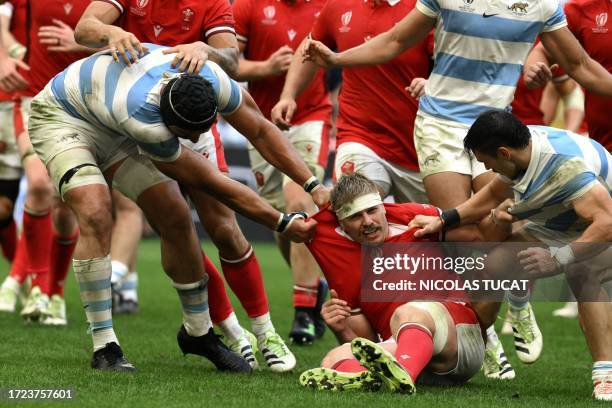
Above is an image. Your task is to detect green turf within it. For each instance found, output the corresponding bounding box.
[0,240,604,407]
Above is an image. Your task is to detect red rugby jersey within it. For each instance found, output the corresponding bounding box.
[512,74,545,126]
[311,0,433,170]
[306,203,442,340]
[232,0,331,124]
[565,0,612,150]
[0,0,27,101]
[102,0,235,45]
[18,0,90,97]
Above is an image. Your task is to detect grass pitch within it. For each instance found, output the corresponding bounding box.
[0,240,604,407]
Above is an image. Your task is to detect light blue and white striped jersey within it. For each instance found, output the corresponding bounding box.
[49,44,242,161]
[416,0,566,127]
[503,126,612,232]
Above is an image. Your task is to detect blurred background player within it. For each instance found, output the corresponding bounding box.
[0,0,25,311]
[0,0,98,325]
[231,0,331,345]
[75,1,299,371]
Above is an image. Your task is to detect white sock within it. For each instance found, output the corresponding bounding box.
[486,325,500,348]
[1,275,20,293]
[73,255,117,352]
[508,290,531,311]
[173,280,212,337]
[593,361,612,383]
[111,261,129,287]
[251,312,274,341]
[218,312,244,343]
[93,327,119,352]
[120,272,138,302]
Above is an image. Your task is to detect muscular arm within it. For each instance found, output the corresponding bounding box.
[456,176,511,225]
[334,9,434,67]
[153,146,280,229]
[205,32,239,77]
[571,184,612,249]
[282,37,319,99]
[74,1,121,48]
[233,41,293,82]
[541,28,612,97]
[225,89,316,186]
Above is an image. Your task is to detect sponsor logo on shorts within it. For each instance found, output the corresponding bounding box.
[255,171,265,186]
[340,160,355,175]
[593,12,608,33]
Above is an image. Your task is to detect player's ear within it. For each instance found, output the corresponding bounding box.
[497,147,511,160]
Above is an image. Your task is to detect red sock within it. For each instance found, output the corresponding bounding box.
[0,218,17,261]
[331,358,367,373]
[49,229,79,296]
[203,252,234,324]
[9,234,29,284]
[220,247,269,318]
[293,279,319,308]
[395,323,434,382]
[23,209,53,295]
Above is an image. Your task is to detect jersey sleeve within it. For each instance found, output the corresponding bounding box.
[204,62,243,115]
[202,0,236,41]
[232,0,251,44]
[542,0,567,33]
[416,0,440,19]
[98,0,126,15]
[122,116,182,162]
[310,1,335,48]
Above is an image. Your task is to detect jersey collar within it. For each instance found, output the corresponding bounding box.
[511,129,543,194]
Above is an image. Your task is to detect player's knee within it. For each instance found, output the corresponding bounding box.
[154,196,193,235]
[26,176,54,206]
[207,219,244,252]
[284,193,315,213]
[321,343,353,368]
[391,303,436,334]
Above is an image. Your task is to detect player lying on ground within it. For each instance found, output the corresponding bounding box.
[409,110,612,401]
[26,44,327,372]
[300,173,487,394]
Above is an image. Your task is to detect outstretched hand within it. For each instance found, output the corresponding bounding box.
[301,38,337,69]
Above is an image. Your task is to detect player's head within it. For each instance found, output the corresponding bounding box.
[160,74,217,141]
[464,110,531,179]
[331,173,388,244]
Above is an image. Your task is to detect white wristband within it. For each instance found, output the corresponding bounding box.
[550,245,576,267]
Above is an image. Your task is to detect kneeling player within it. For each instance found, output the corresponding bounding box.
[301,173,485,393]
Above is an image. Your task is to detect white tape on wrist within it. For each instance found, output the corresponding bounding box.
[550,245,576,267]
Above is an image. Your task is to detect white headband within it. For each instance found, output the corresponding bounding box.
[335,192,383,220]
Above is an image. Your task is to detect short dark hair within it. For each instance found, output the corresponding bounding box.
[464,110,531,156]
[160,74,217,134]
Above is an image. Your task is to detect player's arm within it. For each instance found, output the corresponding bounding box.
[233,41,293,82]
[75,1,146,65]
[303,9,435,68]
[571,183,612,246]
[540,28,612,97]
[162,33,240,76]
[153,146,315,243]
[321,290,377,344]
[410,177,511,237]
[0,4,24,58]
[225,89,330,206]
[0,6,28,92]
[270,37,320,130]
